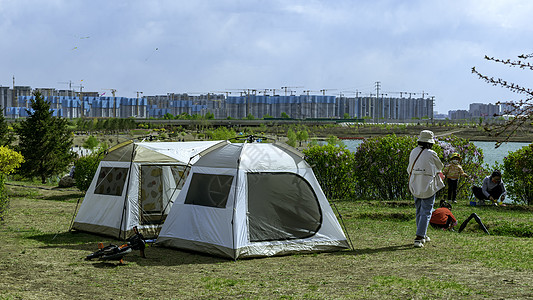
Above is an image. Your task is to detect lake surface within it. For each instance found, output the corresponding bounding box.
[339,140,530,168]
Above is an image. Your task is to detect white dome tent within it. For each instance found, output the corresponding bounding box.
[157,140,350,259]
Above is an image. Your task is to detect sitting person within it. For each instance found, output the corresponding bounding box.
[430,200,457,231]
[472,170,506,205]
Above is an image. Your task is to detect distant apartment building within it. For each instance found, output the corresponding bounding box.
[1,85,435,121]
[469,103,500,118]
[499,102,515,115]
[448,102,501,120]
[5,94,147,119]
[449,110,470,120]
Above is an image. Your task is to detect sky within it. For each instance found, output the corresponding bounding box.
[2,0,533,114]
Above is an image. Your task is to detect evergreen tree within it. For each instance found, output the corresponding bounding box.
[15,91,76,183]
[0,112,14,147]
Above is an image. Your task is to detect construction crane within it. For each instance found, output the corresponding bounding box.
[102,88,116,97]
[256,89,269,96]
[320,88,337,95]
[281,86,303,96]
[226,89,248,97]
[57,81,75,97]
[211,91,231,98]
[303,90,321,96]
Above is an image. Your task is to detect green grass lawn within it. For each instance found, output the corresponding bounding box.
[1,182,532,299]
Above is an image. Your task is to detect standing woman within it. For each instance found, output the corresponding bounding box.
[407,130,445,248]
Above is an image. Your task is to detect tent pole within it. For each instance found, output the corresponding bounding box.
[331,201,354,250]
[118,143,137,240]
[68,196,83,232]
[311,166,354,250]
[158,157,194,224]
[231,145,244,260]
[69,150,105,232]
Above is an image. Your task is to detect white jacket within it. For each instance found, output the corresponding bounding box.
[407,146,444,199]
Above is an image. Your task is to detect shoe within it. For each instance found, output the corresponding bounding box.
[414,239,424,248]
[424,236,431,243]
[452,200,457,203]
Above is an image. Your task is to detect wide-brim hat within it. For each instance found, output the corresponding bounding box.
[417,130,435,144]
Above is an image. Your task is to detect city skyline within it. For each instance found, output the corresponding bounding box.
[3,84,499,120]
[2,1,533,114]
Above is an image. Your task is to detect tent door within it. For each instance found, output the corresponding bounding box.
[139,164,190,225]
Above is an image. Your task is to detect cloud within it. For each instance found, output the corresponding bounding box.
[2,0,533,113]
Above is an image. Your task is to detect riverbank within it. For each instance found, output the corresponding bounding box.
[71,123,533,150]
[330,124,533,143]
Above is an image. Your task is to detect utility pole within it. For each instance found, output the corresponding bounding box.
[12,76,17,118]
[375,81,381,123]
[79,84,84,118]
[112,89,117,118]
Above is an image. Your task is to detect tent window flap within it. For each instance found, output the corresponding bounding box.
[247,172,322,242]
[184,173,234,208]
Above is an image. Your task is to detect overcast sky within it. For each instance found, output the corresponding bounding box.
[2,0,533,113]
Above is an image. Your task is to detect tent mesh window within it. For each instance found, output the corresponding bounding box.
[184,173,234,208]
[94,167,128,196]
[247,172,322,242]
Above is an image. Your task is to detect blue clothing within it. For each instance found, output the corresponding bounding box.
[415,194,436,237]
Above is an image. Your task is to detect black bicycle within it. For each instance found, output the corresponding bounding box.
[85,227,146,263]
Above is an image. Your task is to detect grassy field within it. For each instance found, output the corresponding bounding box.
[1,182,532,299]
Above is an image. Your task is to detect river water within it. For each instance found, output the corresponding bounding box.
[339,140,530,168]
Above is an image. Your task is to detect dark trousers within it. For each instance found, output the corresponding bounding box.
[473,185,503,201]
[447,178,458,201]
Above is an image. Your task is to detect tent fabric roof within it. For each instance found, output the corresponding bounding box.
[103,140,225,163]
[194,143,310,170]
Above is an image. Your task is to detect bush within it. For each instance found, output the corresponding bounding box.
[82,136,99,150]
[206,127,236,140]
[353,135,418,200]
[73,153,102,191]
[286,129,297,147]
[0,146,24,221]
[306,134,488,201]
[501,143,533,205]
[303,143,355,200]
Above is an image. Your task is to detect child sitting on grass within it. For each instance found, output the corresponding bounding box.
[430,200,457,231]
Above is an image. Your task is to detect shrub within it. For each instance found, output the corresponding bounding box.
[286,129,297,147]
[206,127,236,140]
[501,143,533,205]
[73,152,102,192]
[82,135,99,150]
[353,135,418,200]
[0,146,25,221]
[303,143,355,200]
[343,134,485,201]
